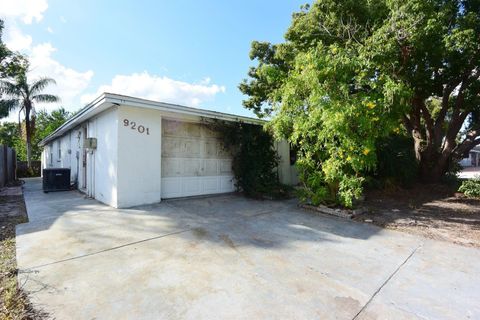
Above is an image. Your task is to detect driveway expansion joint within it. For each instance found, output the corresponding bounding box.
[351,242,423,320]
[22,228,193,271]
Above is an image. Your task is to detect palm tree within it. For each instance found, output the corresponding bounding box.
[0,71,59,167]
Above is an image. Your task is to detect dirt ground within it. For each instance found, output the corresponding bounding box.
[0,183,48,320]
[355,184,480,248]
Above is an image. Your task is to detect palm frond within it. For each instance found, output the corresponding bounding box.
[0,79,22,97]
[30,77,56,95]
[0,99,20,119]
[32,94,60,104]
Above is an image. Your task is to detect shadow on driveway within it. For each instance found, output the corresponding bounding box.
[15,178,480,319]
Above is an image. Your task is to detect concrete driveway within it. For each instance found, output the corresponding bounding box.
[17,178,480,319]
[458,167,480,179]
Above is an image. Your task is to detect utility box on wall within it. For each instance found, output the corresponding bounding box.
[43,168,71,192]
[84,138,97,149]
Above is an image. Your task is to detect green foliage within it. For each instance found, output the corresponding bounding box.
[0,67,60,167]
[374,134,418,188]
[0,19,27,81]
[35,108,71,143]
[458,177,480,198]
[209,120,288,198]
[241,0,480,205]
[267,43,408,207]
[1,108,71,161]
[0,122,19,148]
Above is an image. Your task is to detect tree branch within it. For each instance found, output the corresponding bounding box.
[418,99,434,144]
[434,68,480,146]
[402,114,413,133]
[453,128,480,159]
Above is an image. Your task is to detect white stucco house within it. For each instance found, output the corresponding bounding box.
[40,93,298,208]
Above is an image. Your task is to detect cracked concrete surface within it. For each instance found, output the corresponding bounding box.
[16,178,480,319]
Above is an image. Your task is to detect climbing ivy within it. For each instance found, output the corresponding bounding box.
[207,120,289,199]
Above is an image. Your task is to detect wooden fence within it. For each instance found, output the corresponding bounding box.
[0,145,16,188]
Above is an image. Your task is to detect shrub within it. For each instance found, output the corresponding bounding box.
[374,134,418,188]
[458,177,480,198]
[208,120,289,199]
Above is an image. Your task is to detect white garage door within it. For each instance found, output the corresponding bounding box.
[161,119,235,198]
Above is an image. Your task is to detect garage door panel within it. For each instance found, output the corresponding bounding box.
[183,139,200,157]
[162,137,181,157]
[204,140,217,158]
[204,159,218,175]
[220,176,235,191]
[161,176,234,198]
[185,122,201,137]
[162,158,182,177]
[161,178,182,198]
[217,142,231,158]
[202,126,220,138]
[183,159,202,176]
[161,119,234,199]
[183,178,201,194]
[203,177,219,193]
[220,159,233,174]
[163,120,184,136]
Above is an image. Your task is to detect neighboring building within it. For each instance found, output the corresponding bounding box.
[459,146,480,167]
[40,93,298,208]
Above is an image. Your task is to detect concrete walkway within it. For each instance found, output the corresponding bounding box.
[16,178,480,319]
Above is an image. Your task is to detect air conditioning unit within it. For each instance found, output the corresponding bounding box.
[43,168,71,193]
[84,137,97,149]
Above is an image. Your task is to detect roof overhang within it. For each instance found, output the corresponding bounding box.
[40,92,264,146]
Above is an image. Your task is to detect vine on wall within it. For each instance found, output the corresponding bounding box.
[206,119,289,199]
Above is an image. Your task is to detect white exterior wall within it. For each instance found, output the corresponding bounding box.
[40,109,119,207]
[275,140,299,185]
[87,108,119,207]
[460,157,472,167]
[69,128,82,184]
[59,134,71,168]
[117,106,162,208]
[42,140,56,168]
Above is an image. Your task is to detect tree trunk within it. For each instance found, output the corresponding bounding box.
[415,140,453,183]
[25,106,32,169]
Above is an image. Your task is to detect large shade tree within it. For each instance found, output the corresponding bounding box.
[0,71,59,167]
[240,0,480,204]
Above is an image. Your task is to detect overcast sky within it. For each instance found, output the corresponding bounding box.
[0,0,306,119]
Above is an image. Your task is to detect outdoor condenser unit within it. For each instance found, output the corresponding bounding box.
[42,168,71,192]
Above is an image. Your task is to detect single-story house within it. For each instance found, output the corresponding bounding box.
[459,146,480,167]
[40,93,298,208]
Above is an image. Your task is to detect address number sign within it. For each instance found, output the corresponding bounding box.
[123,119,150,135]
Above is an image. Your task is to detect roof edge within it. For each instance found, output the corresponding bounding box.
[39,93,264,146]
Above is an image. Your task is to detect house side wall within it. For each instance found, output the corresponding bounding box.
[39,108,119,207]
[89,108,119,207]
[117,106,162,208]
[275,140,299,186]
[69,128,82,185]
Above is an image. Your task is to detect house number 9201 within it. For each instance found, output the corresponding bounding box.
[123,119,150,135]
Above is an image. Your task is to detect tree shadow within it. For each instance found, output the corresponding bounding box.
[357,184,480,245]
[15,177,392,271]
